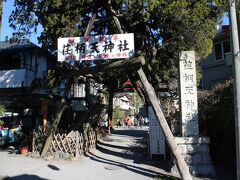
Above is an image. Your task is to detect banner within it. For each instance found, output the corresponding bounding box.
[58,33,134,61]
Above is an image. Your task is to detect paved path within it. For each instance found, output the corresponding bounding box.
[0,127,180,180]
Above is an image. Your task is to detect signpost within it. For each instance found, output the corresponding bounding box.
[58,33,135,62]
[148,106,166,159]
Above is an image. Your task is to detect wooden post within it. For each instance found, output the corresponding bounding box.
[62,56,145,78]
[137,68,192,180]
[75,131,79,158]
[32,129,36,154]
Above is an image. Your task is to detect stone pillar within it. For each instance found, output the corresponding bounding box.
[172,51,215,177]
[179,51,199,137]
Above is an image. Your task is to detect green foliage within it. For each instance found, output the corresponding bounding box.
[0,0,7,16]
[31,70,64,94]
[0,120,4,126]
[44,70,59,88]
[198,80,235,166]
[113,106,125,125]
[8,0,226,88]
[0,104,5,117]
[135,92,142,114]
[0,104,5,129]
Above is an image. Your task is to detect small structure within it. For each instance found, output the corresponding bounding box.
[113,95,130,111]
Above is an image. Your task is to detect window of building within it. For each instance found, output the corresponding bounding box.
[0,54,21,70]
[70,79,86,98]
[214,43,222,60]
[223,41,231,54]
[214,41,231,61]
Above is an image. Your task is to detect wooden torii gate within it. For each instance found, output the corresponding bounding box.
[41,11,192,180]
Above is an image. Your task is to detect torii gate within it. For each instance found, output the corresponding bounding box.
[41,12,192,180]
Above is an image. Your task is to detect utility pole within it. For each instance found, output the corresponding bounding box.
[0,0,2,40]
[229,1,240,179]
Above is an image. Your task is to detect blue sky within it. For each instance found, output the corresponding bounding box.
[1,1,230,45]
[1,0,42,45]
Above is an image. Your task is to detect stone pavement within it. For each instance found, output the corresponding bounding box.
[0,126,179,180]
[0,126,228,180]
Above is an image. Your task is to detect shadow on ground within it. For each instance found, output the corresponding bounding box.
[2,174,47,180]
[87,128,178,179]
[111,128,147,137]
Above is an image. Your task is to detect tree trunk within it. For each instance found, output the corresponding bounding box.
[62,56,145,78]
[74,102,105,131]
[74,88,108,130]
[107,91,114,134]
[41,101,68,157]
[137,68,192,180]
[127,70,147,104]
[84,13,96,37]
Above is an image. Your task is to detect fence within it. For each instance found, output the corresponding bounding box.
[32,128,96,158]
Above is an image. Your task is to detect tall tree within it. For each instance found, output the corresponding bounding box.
[7,2,229,177]
[8,0,226,87]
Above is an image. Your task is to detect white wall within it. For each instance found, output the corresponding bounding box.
[0,69,26,88]
[113,96,130,110]
[0,52,49,88]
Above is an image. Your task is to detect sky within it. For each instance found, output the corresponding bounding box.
[1,1,230,46]
[1,0,43,45]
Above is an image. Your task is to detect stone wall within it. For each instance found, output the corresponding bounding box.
[172,137,216,177]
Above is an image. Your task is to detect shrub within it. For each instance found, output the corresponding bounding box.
[0,105,5,116]
[198,80,236,167]
[0,105,5,128]
[113,106,125,125]
[0,120,4,127]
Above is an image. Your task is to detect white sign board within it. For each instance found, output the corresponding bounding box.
[179,51,199,137]
[148,106,165,159]
[58,33,135,61]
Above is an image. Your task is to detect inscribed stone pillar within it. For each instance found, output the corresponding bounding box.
[179,51,199,137]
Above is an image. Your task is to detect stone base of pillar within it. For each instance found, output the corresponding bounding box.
[171,136,216,177]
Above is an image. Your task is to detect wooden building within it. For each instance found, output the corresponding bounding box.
[0,40,56,131]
